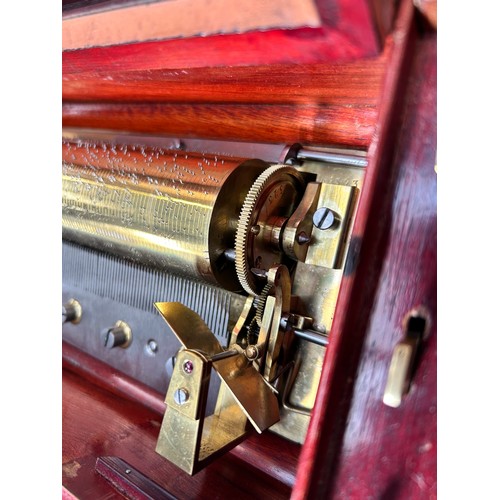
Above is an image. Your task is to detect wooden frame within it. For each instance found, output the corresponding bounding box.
[62,0,436,497]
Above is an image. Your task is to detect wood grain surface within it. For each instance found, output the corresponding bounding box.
[330,31,436,499]
[62,101,378,147]
[63,368,293,499]
[62,1,387,147]
[62,59,386,104]
[63,341,300,490]
[292,1,437,497]
[62,55,386,147]
[61,0,437,497]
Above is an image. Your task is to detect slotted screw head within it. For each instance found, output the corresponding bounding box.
[313,207,337,230]
[174,388,189,405]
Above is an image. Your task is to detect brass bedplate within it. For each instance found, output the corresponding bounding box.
[62,139,365,474]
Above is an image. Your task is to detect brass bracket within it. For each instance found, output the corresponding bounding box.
[154,302,280,475]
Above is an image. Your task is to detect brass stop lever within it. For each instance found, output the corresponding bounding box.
[154,302,280,475]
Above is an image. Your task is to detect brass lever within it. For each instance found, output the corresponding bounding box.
[154,302,280,475]
[383,308,430,408]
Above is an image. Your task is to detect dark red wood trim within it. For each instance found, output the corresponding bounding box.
[63,341,300,488]
[62,0,386,78]
[62,101,377,147]
[63,28,373,76]
[331,32,436,498]
[63,369,293,499]
[62,59,385,105]
[63,340,167,416]
[95,456,177,499]
[292,0,418,498]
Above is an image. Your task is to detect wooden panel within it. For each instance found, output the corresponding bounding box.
[62,100,378,147]
[369,0,400,43]
[291,0,434,497]
[292,1,436,499]
[62,59,386,104]
[62,0,321,50]
[62,56,385,146]
[63,368,293,499]
[62,341,300,489]
[330,32,436,499]
[62,0,384,77]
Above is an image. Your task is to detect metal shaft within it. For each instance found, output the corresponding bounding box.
[297,149,368,168]
[292,328,329,347]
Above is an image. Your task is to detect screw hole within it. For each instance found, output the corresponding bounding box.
[403,306,432,340]
[145,339,158,356]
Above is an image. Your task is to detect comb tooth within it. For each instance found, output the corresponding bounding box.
[62,241,233,344]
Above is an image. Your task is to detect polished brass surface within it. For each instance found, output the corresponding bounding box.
[213,353,280,432]
[62,298,82,324]
[62,138,367,455]
[105,320,132,349]
[155,302,223,357]
[257,266,291,382]
[281,182,321,262]
[231,295,254,340]
[156,349,212,474]
[165,350,208,420]
[234,165,304,295]
[383,308,430,408]
[286,340,324,411]
[383,338,419,408]
[270,162,364,443]
[155,300,279,474]
[62,141,268,290]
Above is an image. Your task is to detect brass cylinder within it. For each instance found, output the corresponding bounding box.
[62,141,269,291]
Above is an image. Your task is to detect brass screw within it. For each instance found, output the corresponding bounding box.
[297,231,311,245]
[62,298,82,324]
[245,345,260,361]
[174,388,189,405]
[313,207,338,230]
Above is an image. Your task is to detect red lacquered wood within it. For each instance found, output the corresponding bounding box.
[292,0,425,498]
[95,456,176,499]
[369,0,400,44]
[315,0,380,51]
[62,0,383,76]
[63,341,166,416]
[63,369,292,499]
[63,341,300,489]
[62,28,369,75]
[62,102,377,147]
[62,486,78,500]
[331,34,436,498]
[62,59,385,105]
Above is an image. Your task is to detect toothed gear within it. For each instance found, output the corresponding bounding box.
[255,283,273,326]
[234,164,301,295]
[246,317,260,345]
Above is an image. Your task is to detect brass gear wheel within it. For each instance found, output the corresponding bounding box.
[234,164,302,295]
[255,282,273,326]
